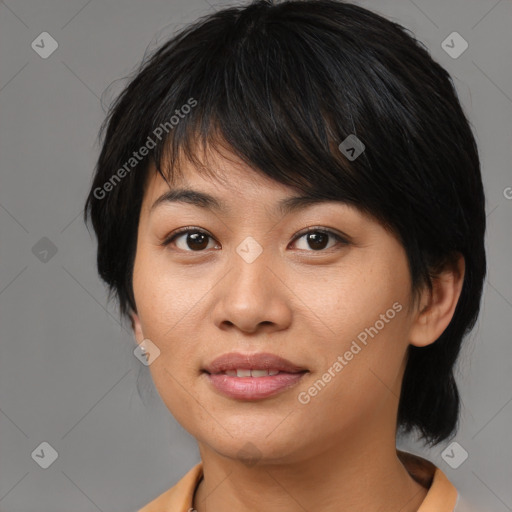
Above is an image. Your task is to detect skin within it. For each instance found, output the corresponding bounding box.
[131,146,465,512]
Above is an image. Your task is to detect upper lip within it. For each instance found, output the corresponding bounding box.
[203,352,308,374]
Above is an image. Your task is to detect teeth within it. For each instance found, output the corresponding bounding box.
[250,369,269,377]
[222,369,282,377]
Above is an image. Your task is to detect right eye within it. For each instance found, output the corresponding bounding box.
[161,227,220,252]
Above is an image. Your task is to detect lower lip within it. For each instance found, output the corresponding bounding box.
[205,372,307,400]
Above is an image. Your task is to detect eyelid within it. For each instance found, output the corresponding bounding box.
[290,225,351,246]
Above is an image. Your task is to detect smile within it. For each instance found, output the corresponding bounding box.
[202,351,309,400]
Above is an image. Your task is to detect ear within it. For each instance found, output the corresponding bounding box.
[409,253,465,348]
[130,311,145,344]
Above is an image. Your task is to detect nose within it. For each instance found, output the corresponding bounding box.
[209,247,293,335]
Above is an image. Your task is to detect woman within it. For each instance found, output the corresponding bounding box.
[84,1,486,510]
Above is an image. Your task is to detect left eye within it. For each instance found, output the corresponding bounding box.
[291,229,346,251]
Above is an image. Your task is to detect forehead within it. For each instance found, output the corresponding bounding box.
[142,150,312,212]
[139,145,383,230]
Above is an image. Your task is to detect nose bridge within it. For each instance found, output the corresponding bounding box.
[211,235,291,332]
[229,235,275,300]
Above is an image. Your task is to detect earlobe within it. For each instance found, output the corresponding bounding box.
[131,311,144,343]
[409,254,465,348]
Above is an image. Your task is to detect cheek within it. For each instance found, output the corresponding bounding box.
[132,283,206,431]
[291,252,411,347]
[131,243,218,401]
[294,313,410,443]
[132,240,213,337]
[291,255,411,412]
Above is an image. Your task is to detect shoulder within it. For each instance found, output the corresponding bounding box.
[398,450,483,512]
[136,462,203,512]
[399,450,458,511]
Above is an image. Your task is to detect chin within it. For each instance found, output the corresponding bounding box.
[202,428,306,466]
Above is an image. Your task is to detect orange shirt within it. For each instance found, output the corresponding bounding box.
[137,450,462,512]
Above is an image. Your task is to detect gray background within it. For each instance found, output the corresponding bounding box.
[0,0,511,510]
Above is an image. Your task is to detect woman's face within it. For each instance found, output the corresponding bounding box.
[131,149,421,464]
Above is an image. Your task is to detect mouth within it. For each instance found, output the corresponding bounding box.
[202,352,309,400]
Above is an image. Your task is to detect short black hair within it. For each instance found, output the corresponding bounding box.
[84,0,486,446]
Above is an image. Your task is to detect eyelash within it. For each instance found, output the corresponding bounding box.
[161,226,349,252]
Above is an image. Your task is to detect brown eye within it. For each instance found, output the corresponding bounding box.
[163,228,218,252]
[291,229,347,251]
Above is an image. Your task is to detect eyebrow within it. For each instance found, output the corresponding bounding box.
[150,187,340,216]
